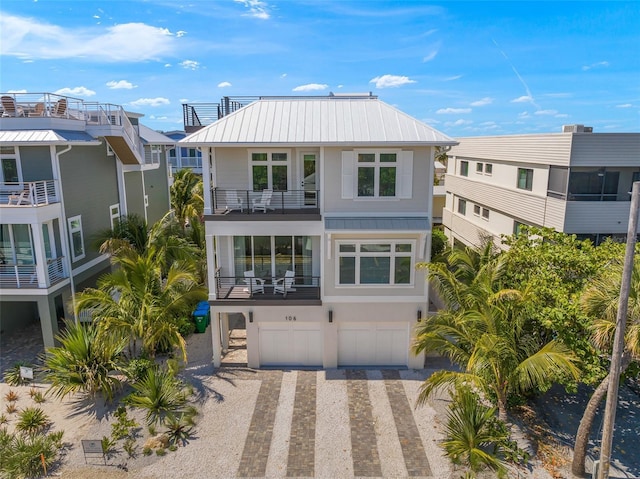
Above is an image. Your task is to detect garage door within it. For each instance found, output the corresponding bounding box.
[338,322,409,366]
[259,322,323,367]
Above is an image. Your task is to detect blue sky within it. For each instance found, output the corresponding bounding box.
[1,1,638,136]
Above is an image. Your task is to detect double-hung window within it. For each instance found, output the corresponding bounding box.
[357,152,397,197]
[67,215,85,262]
[250,151,289,191]
[337,240,414,286]
[460,160,469,177]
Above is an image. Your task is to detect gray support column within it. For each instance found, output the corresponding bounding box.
[36,296,58,349]
[211,310,222,367]
[221,313,230,352]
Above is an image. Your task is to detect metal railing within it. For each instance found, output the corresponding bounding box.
[214,272,321,300]
[211,188,320,214]
[0,256,67,288]
[1,180,59,206]
[183,96,260,129]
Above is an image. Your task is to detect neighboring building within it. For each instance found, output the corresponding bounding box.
[443,125,640,249]
[181,94,456,369]
[0,92,173,347]
[164,130,203,175]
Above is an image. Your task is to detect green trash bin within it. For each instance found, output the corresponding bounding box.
[193,310,208,333]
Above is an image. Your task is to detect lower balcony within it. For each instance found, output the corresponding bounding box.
[0,257,68,289]
[212,272,321,305]
[1,180,59,206]
[208,188,321,220]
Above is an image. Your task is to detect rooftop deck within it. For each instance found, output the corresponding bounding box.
[207,188,321,220]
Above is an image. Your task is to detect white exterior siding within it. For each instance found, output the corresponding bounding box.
[564,202,632,234]
[541,197,566,230]
[570,134,640,167]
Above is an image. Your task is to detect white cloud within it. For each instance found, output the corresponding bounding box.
[518,111,531,118]
[436,107,471,114]
[7,89,27,94]
[370,75,416,88]
[218,81,232,88]
[443,75,462,81]
[280,73,287,78]
[617,103,632,108]
[106,80,136,89]
[292,83,328,92]
[164,63,172,67]
[511,95,533,104]
[582,61,609,71]
[176,30,187,37]
[470,97,493,107]
[180,60,200,70]
[0,14,177,62]
[234,0,270,19]
[555,113,569,118]
[129,97,170,107]
[534,109,558,116]
[55,86,96,97]
[422,49,438,63]
[445,119,473,127]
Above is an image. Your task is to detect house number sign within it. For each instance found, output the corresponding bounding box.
[285,315,297,321]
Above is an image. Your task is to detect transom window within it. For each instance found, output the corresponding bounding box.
[250,151,289,191]
[337,240,414,286]
[357,152,397,197]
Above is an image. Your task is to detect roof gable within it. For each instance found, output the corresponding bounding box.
[181,98,456,146]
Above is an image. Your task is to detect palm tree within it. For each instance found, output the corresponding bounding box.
[43,320,126,400]
[571,257,640,477]
[415,250,580,422]
[170,169,203,231]
[94,213,148,255]
[75,246,206,361]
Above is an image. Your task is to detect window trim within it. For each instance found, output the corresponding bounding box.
[476,162,484,174]
[460,160,469,177]
[248,149,292,192]
[335,239,415,287]
[109,204,120,229]
[354,149,400,198]
[484,163,493,175]
[473,204,481,216]
[457,198,467,215]
[67,215,85,262]
[517,168,534,191]
[0,146,23,185]
[481,207,490,220]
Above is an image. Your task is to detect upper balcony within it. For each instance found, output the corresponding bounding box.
[207,188,321,221]
[1,180,59,207]
[1,92,144,165]
[0,256,68,290]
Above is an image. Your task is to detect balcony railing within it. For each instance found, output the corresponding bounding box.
[211,188,320,216]
[213,273,321,302]
[0,256,67,288]
[1,180,59,206]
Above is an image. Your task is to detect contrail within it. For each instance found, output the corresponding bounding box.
[491,38,540,109]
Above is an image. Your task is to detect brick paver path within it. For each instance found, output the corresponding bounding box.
[382,370,432,476]
[237,370,283,477]
[345,369,382,477]
[286,370,317,477]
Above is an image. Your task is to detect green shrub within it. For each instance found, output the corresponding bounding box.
[431,227,448,260]
[124,358,155,383]
[168,444,178,452]
[0,414,8,426]
[5,403,17,415]
[3,362,32,387]
[176,317,196,337]
[15,407,50,436]
[0,431,60,478]
[143,446,152,456]
[155,447,166,456]
[123,438,137,459]
[111,406,138,441]
[101,435,117,457]
[32,391,46,404]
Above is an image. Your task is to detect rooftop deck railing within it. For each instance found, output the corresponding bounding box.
[211,188,320,215]
[214,273,321,301]
[1,180,59,206]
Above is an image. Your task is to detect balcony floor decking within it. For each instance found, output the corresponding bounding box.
[212,284,321,305]
[205,208,321,221]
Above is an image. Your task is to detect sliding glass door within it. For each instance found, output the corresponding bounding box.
[233,235,313,281]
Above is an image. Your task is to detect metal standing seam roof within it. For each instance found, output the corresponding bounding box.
[138,124,176,145]
[324,217,431,231]
[0,129,99,144]
[181,98,457,146]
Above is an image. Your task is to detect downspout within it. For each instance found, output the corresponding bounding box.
[52,144,78,322]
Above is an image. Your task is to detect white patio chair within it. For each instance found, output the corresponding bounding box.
[273,270,296,295]
[243,270,265,294]
[7,190,30,205]
[225,190,244,212]
[1,96,24,117]
[251,189,273,213]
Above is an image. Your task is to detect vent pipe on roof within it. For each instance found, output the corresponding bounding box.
[562,124,593,133]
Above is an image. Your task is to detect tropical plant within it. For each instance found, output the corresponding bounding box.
[43,320,126,401]
[5,403,17,414]
[0,414,7,426]
[94,213,149,255]
[442,387,508,478]
[15,407,50,436]
[4,390,19,402]
[110,406,139,441]
[572,256,640,477]
[126,367,191,426]
[170,168,204,231]
[75,246,205,360]
[164,411,196,446]
[3,362,32,386]
[31,392,45,404]
[0,430,61,478]
[415,248,580,421]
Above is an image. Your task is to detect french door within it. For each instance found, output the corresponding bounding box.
[301,153,317,207]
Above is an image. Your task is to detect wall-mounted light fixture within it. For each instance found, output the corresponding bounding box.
[328,310,333,323]
[249,311,253,323]
[417,309,422,322]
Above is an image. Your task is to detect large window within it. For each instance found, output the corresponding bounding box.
[250,152,288,191]
[337,240,414,286]
[568,170,619,201]
[457,198,467,215]
[0,146,20,184]
[356,152,397,197]
[67,215,85,262]
[233,235,313,282]
[547,166,568,199]
[460,160,469,177]
[517,168,533,191]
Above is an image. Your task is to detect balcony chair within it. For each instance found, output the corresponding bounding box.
[28,102,45,117]
[224,190,244,212]
[1,96,24,117]
[251,189,273,213]
[7,190,30,205]
[243,270,265,294]
[52,98,67,117]
[273,270,296,295]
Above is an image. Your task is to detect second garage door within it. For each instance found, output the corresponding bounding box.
[338,322,409,367]
[259,322,323,367]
